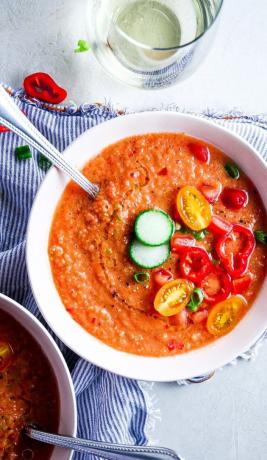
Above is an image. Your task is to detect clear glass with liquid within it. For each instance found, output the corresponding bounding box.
[87,0,224,89]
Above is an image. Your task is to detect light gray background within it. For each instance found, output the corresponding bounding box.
[1,1,267,459]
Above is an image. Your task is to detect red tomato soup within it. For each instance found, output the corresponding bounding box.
[0,310,59,459]
[49,133,267,357]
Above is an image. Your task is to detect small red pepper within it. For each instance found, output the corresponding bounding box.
[188,143,210,163]
[0,125,10,133]
[216,224,255,278]
[232,273,253,294]
[171,233,196,254]
[200,182,222,204]
[208,215,233,236]
[24,72,67,104]
[221,187,248,210]
[200,266,232,304]
[180,247,212,283]
[152,268,173,287]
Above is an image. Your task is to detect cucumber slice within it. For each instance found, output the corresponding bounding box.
[129,239,170,269]
[135,210,174,246]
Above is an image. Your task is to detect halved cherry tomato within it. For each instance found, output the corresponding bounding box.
[153,268,173,287]
[176,186,212,231]
[207,296,246,336]
[171,233,196,254]
[216,224,255,278]
[200,182,222,204]
[0,342,13,371]
[154,279,194,317]
[221,187,248,210]
[188,143,210,163]
[208,215,233,236]
[232,273,253,295]
[200,266,231,304]
[180,247,212,283]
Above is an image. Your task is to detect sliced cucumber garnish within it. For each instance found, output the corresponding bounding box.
[129,239,170,269]
[135,209,174,246]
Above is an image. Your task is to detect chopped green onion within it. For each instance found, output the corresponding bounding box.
[75,39,90,53]
[134,272,150,284]
[179,226,190,234]
[187,288,204,312]
[192,229,209,241]
[224,162,240,179]
[254,230,267,245]
[38,153,52,171]
[15,145,32,160]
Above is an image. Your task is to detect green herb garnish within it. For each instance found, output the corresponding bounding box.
[224,162,240,179]
[187,288,204,312]
[134,272,150,284]
[192,229,209,241]
[15,145,32,160]
[38,153,52,171]
[254,230,267,245]
[75,39,90,53]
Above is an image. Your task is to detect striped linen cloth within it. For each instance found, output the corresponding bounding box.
[0,89,267,459]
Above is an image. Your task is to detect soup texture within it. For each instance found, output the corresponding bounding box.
[0,310,59,459]
[49,133,267,356]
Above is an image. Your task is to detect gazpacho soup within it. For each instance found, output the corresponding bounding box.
[49,133,267,357]
[0,310,59,459]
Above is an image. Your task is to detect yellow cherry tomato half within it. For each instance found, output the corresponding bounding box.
[207,295,247,336]
[154,279,194,317]
[0,341,13,371]
[176,186,212,231]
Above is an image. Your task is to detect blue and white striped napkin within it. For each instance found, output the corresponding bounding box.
[0,87,267,460]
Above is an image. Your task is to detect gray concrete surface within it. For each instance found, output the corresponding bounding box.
[1,1,267,459]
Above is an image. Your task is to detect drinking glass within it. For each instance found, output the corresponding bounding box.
[87,0,224,89]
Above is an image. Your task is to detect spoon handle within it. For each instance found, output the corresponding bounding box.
[0,85,99,198]
[26,427,180,460]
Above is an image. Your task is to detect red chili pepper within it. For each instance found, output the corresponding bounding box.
[152,268,173,287]
[232,273,253,294]
[221,187,248,210]
[180,247,212,283]
[208,215,233,236]
[216,224,255,278]
[171,233,196,254]
[188,143,210,163]
[200,266,232,304]
[200,182,222,204]
[158,167,168,176]
[0,125,10,133]
[24,72,67,104]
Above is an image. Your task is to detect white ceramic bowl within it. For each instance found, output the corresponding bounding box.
[26,112,267,382]
[0,293,77,459]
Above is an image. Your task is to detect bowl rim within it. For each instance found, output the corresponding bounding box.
[26,111,267,382]
[0,293,77,458]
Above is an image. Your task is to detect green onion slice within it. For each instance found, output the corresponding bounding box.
[38,153,52,171]
[134,272,150,284]
[192,229,209,241]
[254,230,267,245]
[75,39,90,53]
[224,162,240,179]
[187,288,204,312]
[15,145,32,160]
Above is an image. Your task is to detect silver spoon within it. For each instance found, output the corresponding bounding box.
[25,426,180,460]
[0,85,99,198]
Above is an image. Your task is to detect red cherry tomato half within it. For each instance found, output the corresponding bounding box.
[152,268,173,287]
[216,224,255,278]
[221,187,248,210]
[208,215,233,236]
[200,183,222,204]
[180,247,212,283]
[232,273,253,294]
[200,266,232,304]
[171,233,196,254]
[188,143,210,163]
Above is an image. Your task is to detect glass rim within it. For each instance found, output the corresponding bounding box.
[108,0,224,51]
